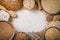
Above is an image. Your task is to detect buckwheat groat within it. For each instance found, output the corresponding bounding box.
[42,0,60,14]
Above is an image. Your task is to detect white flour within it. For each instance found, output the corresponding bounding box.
[12,10,47,32]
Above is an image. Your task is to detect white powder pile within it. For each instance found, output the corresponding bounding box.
[0,10,10,21]
[12,10,47,32]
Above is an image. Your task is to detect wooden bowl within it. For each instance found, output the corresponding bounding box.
[41,0,60,14]
[0,21,15,40]
[45,27,60,40]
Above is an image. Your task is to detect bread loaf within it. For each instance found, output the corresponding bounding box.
[14,32,28,40]
[1,0,23,11]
